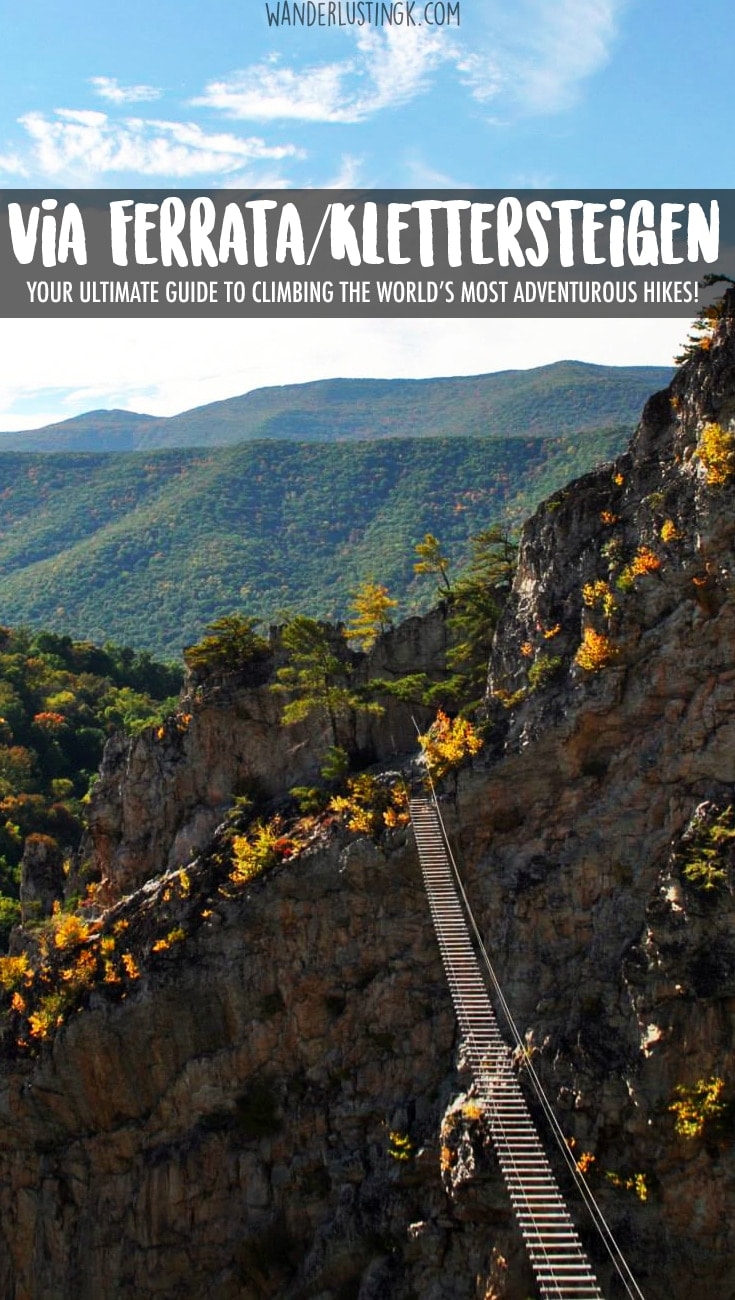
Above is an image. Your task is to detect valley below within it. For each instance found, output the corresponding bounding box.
[0,360,670,656]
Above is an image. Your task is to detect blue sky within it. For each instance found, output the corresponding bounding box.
[1,0,733,189]
[0,0,732,426]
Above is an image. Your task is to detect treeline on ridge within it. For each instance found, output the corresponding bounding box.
[0,429,628,657]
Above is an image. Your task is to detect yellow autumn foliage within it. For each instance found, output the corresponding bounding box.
[0,952,31,992]
[669,1076,725,1139]
[230,818,283,885]
[418,710,483,780]
[582,580,617,618]
[151,927,186,954]
[574,627,618,672]
[329,774,409,836]
[617,546,662,591]
[696,422,735,486]
[51,912,91,951]
[605,1170,648,1202]
[660,518,681,543]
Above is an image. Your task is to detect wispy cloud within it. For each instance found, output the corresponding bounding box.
[324,153,364,188]
[454,52,502,106]
[89,75,162,105]
[196,0,625,130]
[356,27,452,114]
[197,56,350,123]
[0,151,29,176]
[16,108,303,181]
[461,0,626,114]
[520,0,623,112]
[195,26,453,124]
[404,156,469,187]
[508,169,556,188]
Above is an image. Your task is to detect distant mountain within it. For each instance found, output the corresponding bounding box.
[0,361,673,452]
[0,409,158,452]
[0,427,632,657]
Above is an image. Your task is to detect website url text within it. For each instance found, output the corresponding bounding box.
[265,2,460,27]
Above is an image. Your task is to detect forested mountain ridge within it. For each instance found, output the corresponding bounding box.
[0,427,628,655]
[0,360,673,452]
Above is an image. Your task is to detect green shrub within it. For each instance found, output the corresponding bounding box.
[527,654,562,691]
[184,614,268,674]
[669,1077,726,1139]
[0,896,20,948]
[679,805,735,892]
[290,785,329,815]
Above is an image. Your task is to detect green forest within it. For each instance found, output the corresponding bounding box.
[0,628,182,943]
[0,427,628,656]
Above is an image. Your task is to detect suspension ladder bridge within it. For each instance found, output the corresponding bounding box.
[410,793,644,1300]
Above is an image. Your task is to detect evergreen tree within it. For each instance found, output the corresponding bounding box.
[183,614,268,674]
[447,527,517,704]
[273,616,378,746]
[345,579,398,651]
[414,533,452,593]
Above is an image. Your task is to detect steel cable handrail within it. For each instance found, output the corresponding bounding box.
[409,763,645,1300]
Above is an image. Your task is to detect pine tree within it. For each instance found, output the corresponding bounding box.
[345,579,398,651]
[273,616,380,746]
[414,534,452,593]
[447,527,517,705]
[183,614,268,674]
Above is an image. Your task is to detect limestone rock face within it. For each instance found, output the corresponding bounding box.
[3,295,735,1297]
[0,832,505,1300]
[19,833,65,923]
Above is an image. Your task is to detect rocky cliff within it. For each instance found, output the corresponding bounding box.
[3,294,735,1299]
[82,606,449,896]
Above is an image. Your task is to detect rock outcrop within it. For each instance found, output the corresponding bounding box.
[83,607,449,898]
[3,294,735,1298]
[19,834,65,924]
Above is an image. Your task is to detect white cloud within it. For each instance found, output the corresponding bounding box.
[196,55,351,123]
[16,108,303,180]
[461,0,627,114]
[404,156,469,187]
[193,0,625,131]
[507,169,556,188]
[0,151,29,176]
[204,171,296,190]
[355,26,450,113]
[324,154,364,188]
[0,0,630,190]
[454,52,502,105]
[521,0,623,112]
[195,26,453,124]
[89,76,162,105]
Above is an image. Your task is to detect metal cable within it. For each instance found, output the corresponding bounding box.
[409,733,646,1300]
